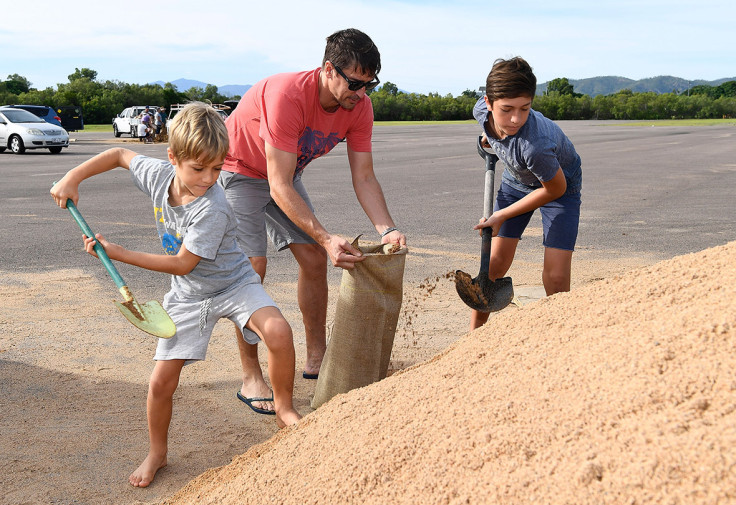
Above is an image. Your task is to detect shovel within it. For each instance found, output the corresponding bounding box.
[455,136,514,312]
[62,198,176,339]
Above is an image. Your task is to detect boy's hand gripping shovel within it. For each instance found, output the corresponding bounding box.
[62,198,176,338]
[455,136,514,312]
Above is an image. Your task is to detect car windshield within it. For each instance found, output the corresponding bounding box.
[0,109,46,123]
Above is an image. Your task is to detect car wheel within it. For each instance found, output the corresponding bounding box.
[113,124,121,137]
[10,135,25,154]
[49,146,63,154]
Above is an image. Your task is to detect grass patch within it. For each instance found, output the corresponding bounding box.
[375,120,476,126]
[616,118,736,127]
[83,124,113,132]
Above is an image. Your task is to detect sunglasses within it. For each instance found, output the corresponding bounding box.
[332,63,380,91]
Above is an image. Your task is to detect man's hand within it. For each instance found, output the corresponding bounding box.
[324,235,365,269]
[380,229,406,247]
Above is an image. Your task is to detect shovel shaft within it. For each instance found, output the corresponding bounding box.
[478,136,498,277]
[65,199,127,291]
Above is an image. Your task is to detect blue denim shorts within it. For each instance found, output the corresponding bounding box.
[494,182,581,251]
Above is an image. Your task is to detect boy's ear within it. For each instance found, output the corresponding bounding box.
[484,95,492,109]
[167,147,177,166]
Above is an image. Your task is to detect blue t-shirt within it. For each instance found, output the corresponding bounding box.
[129,155,261,301]
[473,97,582,194]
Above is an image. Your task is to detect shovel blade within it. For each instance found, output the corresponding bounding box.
[455,270,514,313]
[114,299,176,339]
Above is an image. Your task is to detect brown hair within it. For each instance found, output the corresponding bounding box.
[485,57,537,104]
[168,102,229,164]
[322,28,381,76]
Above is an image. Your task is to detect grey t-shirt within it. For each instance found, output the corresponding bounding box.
[473,98,582,194]
[129,155,261,301]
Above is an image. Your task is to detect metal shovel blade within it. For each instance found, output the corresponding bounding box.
[455,270,514,312]
[58,193,177,339]
[454,136,514,312]
[114,287,176,339]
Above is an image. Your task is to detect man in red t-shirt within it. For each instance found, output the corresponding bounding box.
[220,28,406,415]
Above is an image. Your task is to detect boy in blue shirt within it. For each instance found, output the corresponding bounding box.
[470,57,582,330]
[51,103,301,488]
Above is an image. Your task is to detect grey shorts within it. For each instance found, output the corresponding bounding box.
[218,171,316,257]
[154,283,278,363]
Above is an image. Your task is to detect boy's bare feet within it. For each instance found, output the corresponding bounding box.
[276,409,302,429]
[129,452,167,488]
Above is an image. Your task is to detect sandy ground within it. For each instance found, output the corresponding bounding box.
[1,229,667,505]
[159,241,736,505]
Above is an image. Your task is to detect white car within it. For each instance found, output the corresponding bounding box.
[0,107,69,154]
[113,106,159,137]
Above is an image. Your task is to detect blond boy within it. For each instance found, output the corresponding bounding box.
[51,102,301,488]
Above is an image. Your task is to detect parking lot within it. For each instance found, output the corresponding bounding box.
[1,121,735,283]
[2,120,735,505]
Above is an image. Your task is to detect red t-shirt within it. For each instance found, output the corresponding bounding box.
[223,68,374,180]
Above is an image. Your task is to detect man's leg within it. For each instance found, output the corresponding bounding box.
[288,243,328,375]
[234,255,274,412]
[469,236,519,330]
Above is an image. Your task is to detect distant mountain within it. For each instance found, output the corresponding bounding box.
[150,78,251,98]
[217,84,251,97]
[537,76,736,97]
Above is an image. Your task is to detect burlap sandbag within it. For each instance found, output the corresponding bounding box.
[311,239,407,409]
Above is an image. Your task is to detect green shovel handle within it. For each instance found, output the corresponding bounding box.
[65,199,127,291]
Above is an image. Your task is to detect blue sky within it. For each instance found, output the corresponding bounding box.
[2,0,734,95]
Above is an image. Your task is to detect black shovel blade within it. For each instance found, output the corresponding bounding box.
[455,270,514,312]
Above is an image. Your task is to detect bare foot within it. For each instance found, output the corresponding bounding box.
[276,408,302,429]
[240,378,274,414]
[129,453,167,488]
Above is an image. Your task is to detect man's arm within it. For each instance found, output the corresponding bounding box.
[265,142,364,269]
[347,147,406,246]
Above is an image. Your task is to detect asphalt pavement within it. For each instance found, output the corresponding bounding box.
[1,121,734,297]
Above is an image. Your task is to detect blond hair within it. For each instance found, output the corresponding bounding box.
[168,102,229,164]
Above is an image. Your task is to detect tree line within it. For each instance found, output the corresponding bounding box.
[2,69,734,124]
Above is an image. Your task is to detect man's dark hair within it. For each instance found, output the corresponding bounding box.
[323,28,381,76]
[485,57,537,104]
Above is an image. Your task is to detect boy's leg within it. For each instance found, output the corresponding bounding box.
[129,359,185,488]
[246,306,301,428]
[542,247,573,295]
[469,236,519,330]
[288,243,328,377]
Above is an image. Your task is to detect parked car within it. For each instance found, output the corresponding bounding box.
[4,104,62,126]
[113,106,159,137]
[56,106,84,131]
[0,107,69,154]
[165,103,230,130]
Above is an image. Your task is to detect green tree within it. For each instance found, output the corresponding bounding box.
[4,73,31,94]
[68,68,98,81]
[546,77,576,96]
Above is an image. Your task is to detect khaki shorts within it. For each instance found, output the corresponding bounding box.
[218,171,316,257]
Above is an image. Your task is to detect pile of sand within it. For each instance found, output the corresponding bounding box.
[162,242,736,505]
